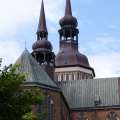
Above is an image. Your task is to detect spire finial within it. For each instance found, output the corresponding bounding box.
[65,0,72,16]
[37,0,47,34]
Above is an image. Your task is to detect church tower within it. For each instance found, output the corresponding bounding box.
[32,0,55,80]
[55,0,95,81]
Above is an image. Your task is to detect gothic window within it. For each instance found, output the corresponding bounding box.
[106,112,119,120]
[46,96,55,120]
[48,97,54,120]
[39,95,55,120]
[76,113,88,120]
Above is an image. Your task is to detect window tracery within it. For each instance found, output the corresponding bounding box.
[46,95,55,120]
[39,94,55,120]
[106,112,119,120]
[76,113,88,120]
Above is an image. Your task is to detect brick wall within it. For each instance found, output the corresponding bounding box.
[71,109,120,120]
[43,89,70,120]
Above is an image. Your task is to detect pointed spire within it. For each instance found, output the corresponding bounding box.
[65,0,72,16]
[37,0,47,34]
[59,0,77,27]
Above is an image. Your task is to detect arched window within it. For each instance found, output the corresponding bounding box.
[46,95,55,120]
[76,113,88,120]
[106,112,119,120]
[39,95,55,120]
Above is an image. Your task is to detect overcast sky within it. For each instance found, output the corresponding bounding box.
[0,0,120,78]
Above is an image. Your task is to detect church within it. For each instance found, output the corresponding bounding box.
[16,0,120,119]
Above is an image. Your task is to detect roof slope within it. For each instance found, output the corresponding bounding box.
[59,78,120,109]
[16,49,58,89]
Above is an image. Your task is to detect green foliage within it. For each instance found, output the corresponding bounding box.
[22,112,38,120]
[0,64,45,120]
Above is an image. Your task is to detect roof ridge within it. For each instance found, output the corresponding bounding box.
[16,49,58,89]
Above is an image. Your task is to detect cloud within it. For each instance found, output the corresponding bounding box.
[95,36,120,52]
[44,0,64,22]
[89,52,120,78]
[0,0,64,35]
[85,36,120,78]
[0,0,64,66]
[81,36,120,55]
[0,40,23,66]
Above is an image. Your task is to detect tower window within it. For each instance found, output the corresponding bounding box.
[106,112,119,120]
[38,54,44,62]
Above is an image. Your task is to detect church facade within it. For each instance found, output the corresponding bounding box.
[16,0,120,119]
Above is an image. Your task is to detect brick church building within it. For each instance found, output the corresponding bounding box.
[16,0,120,119]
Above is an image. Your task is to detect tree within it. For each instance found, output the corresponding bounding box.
[0,64,45,120]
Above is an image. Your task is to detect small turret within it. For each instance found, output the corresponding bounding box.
[32,0,55,80]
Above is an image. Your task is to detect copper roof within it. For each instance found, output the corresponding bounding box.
[37,0,47,34]
[32,0,53,52]
[55,45,90,68]
[56,0,94,74]
[65,0,72,16]
[59,0,78,27]
[32,39,53,51]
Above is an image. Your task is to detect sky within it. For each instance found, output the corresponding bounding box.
[0,0,120,78]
